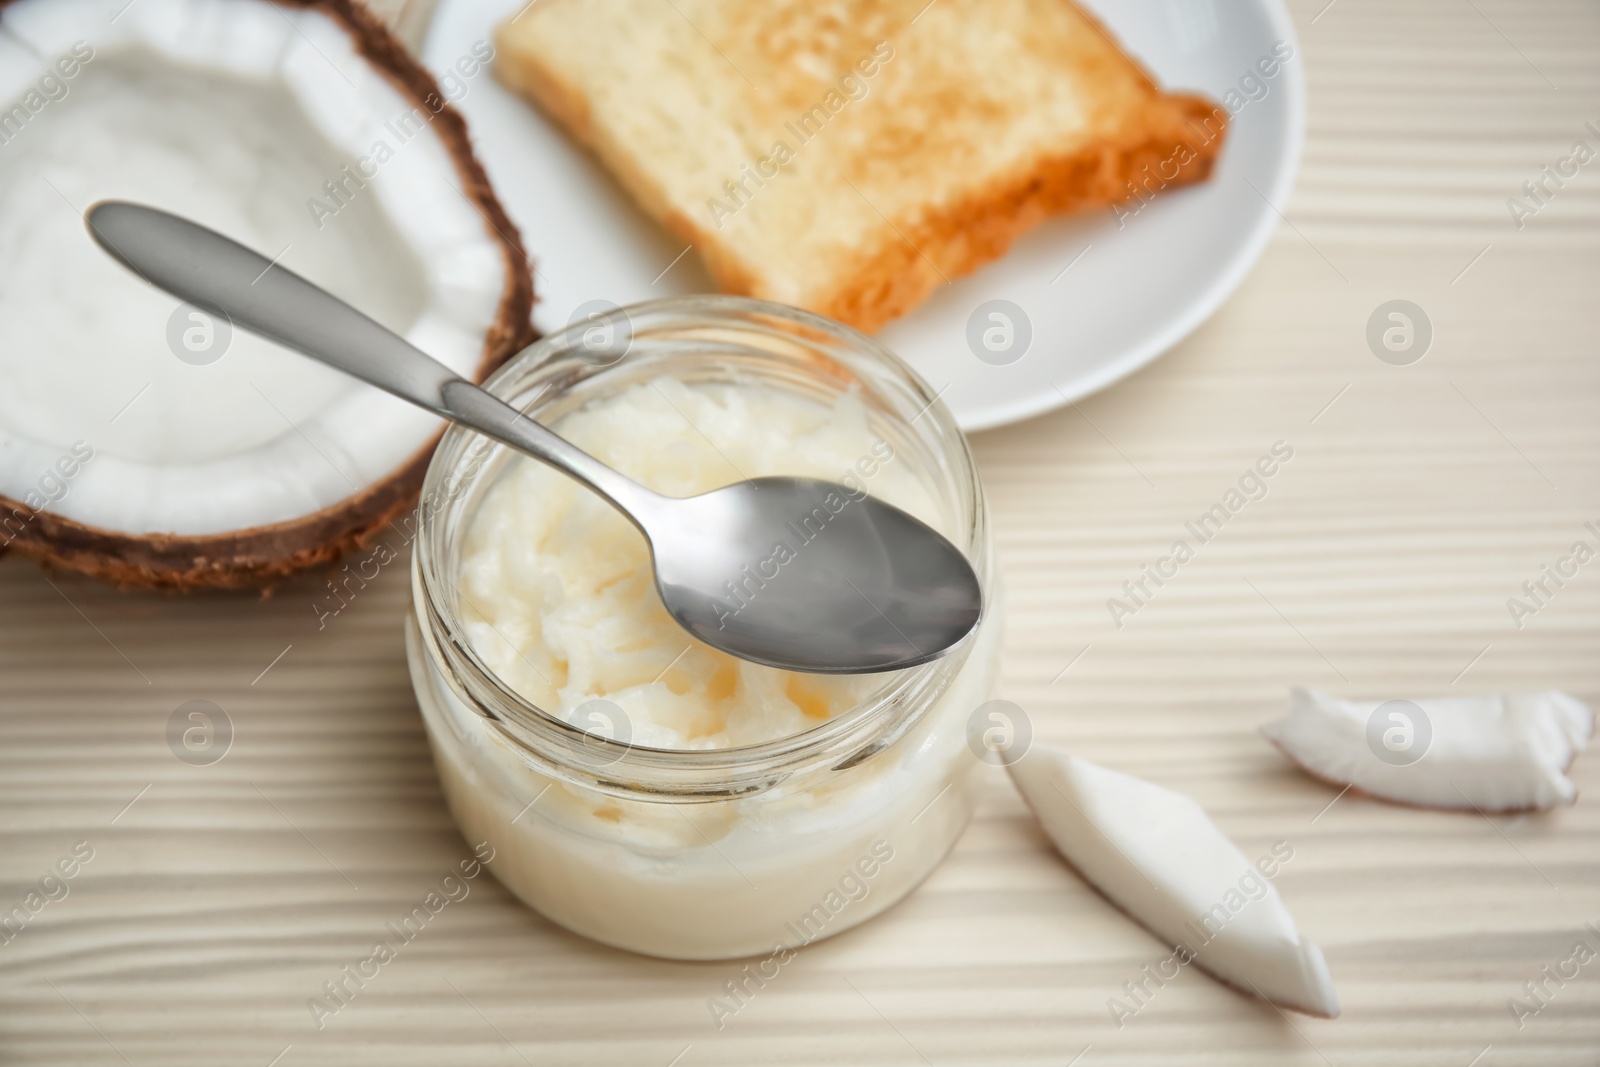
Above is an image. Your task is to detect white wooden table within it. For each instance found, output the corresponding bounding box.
[3,0,1598,1063]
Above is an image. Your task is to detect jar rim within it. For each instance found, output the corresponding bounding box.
[412,295,989,797]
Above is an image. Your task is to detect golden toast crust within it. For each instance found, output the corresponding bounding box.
[807,95,1226,332]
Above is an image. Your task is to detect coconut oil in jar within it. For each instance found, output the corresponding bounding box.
[407,297,1003,959]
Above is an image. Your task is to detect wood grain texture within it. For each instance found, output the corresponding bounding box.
[3,0,1599,1064]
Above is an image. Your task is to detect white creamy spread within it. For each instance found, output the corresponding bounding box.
[412,369,1004,958]
[456,378,946,749]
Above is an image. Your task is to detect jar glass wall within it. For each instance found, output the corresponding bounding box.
[407,296,1003,960]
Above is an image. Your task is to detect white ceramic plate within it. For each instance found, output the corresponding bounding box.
[423,0,1303,431]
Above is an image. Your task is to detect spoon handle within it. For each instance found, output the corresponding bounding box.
[86,201,654,518]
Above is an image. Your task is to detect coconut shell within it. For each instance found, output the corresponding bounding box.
[0,0,536,590]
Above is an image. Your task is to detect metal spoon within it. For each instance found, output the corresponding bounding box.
[86,201,982,675]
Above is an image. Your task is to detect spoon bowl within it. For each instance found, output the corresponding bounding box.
[650,476,981,674]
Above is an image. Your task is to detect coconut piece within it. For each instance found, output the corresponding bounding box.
[1263,687,1594,813]
[0,0,533,589]
[1009,747,1339,1018]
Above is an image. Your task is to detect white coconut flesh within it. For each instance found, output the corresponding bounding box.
[0,0,504,538]
[1263,687,1595,813]
[1009,748,1340,1018]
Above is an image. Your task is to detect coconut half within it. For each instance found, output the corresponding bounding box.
[1263,687,1594,813]
[0,0,533,588]
[1009,747,1340,1018]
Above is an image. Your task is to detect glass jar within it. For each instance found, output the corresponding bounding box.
[406,296,1003,960]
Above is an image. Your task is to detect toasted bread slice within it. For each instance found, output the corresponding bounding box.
[496,0,1227,332]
